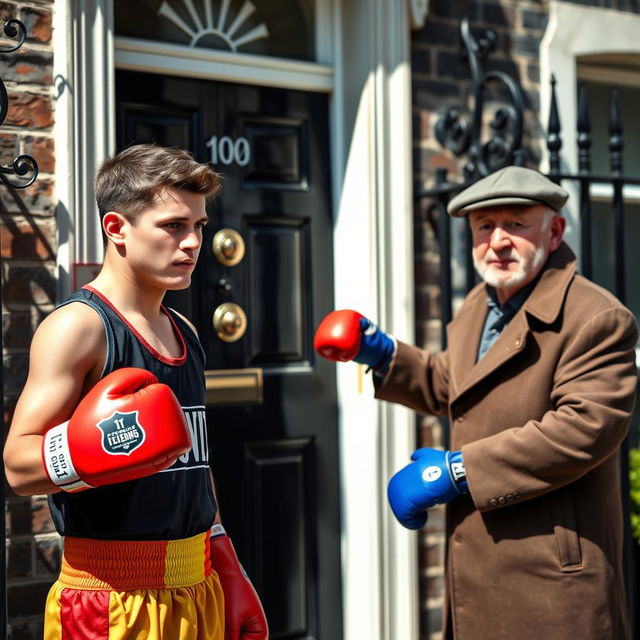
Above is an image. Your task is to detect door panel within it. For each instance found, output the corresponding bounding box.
[246,217,311,366]
[116,70,341,640]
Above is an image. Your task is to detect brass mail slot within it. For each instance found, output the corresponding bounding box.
[204,368,263,406]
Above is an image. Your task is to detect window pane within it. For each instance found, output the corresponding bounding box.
[114,0,315,62]
[590,200,640,443]
[591,200,640,320]
[580,81,640,176]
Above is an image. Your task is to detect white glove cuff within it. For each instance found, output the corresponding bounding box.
[43,422,92,492]
[210,523,226,538]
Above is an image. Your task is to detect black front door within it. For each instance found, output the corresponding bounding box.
[116,69,342,640]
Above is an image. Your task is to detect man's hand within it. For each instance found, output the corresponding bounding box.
[210,526,268,640]
[42,367,192,492]
[314,309,396,372]
[387,448,467,529]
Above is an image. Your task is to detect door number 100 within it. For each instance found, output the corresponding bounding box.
[206,135,251,167]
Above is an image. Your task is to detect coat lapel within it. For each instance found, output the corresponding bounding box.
[447,242,577,405]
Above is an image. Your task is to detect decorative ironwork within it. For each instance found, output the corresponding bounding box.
[0,19,39,189]
[434,16,524,181]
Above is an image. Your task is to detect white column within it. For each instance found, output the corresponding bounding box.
[54,0,115,297]
[332,1,418,639]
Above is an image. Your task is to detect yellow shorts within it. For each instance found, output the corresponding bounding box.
[44,532,224,640]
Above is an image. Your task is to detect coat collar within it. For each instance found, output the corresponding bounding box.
[447,242,576,402]
[520,241,576,324]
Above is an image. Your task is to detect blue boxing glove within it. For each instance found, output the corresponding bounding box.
[387,448,468,529]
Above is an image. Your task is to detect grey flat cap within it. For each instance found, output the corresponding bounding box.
[447,166,569,217]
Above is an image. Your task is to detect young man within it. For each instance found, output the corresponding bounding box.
[4,144,268,640]
[314,166,638,639]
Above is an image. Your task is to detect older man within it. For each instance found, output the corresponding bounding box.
[314,166,638,639]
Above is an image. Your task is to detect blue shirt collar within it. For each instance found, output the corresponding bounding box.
[486,277,538,319]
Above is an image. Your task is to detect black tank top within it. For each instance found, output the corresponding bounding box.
[47,286,217,540]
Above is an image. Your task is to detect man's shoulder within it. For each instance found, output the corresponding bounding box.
[567,273,633,316]
[37,300,104,342]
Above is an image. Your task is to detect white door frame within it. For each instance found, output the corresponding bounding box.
[52,2,419,638]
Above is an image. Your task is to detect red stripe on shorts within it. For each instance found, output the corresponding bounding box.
[61,589,110,639]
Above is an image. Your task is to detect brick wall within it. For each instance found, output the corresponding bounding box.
[410,1,550,638]
[0,1,59,638]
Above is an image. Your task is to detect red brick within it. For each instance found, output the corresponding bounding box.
[0,51,53,85]
[35,536,61,576]
[5,92,53,128]
[6,498,31,535]
[23,135,54,173]
[0,178,55,215]
[7,540,32,579]
[2,395,17,438]
[0,132,18,167]
[31,495,56,534]
[1,216,56,259]
[3,310,34,347]
[3,265,56,309]
[2,351,30,392]
[21,6,52,44]
[0,2,17,23]
[7,581,51,617]
[6,620,39,640]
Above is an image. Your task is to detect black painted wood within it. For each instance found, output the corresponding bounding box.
[116,69,342,640]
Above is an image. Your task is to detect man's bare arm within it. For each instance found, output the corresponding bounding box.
[3,303,105,495]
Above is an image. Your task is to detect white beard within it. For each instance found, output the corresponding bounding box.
[474,245,546,289]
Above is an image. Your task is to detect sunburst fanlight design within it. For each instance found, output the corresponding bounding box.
[158,0,269,51]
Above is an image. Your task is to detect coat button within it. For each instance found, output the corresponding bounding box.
[457,414,465,423]
[506,494,514,503]
[497,496,506,505]
[515,338,522,348]
[489,498,498,507]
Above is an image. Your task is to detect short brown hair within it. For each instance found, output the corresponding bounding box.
[94,144,221,222]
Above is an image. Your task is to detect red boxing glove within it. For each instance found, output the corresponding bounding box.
[313,309,364,362]
[42,367,192,492]
[210,525,268,640]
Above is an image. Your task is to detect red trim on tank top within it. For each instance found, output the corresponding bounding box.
[82,285,187,366]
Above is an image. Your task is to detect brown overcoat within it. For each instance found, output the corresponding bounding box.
[375,243,638,640]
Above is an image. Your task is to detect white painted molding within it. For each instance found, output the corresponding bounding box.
[540,1,640,265]
[54,0,115,298]
[408,0,429,30]
[333,1,418,639]
[114,37,334,92]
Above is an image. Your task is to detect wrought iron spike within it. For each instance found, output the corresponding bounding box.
[609,88,624,176]
[546,74,562,177]
[577,83,592,174]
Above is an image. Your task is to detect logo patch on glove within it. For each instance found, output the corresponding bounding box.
[96,410,146,456]
[422,466,442,482]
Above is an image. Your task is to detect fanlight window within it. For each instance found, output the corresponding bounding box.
[114,0,315,61]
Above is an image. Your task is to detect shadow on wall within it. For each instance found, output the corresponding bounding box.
[0,183,56,418]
